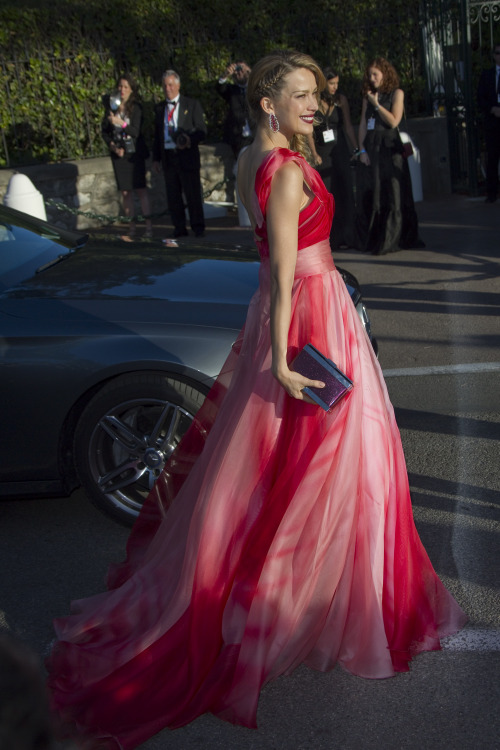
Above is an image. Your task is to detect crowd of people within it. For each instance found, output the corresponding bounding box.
[102,54,428,254]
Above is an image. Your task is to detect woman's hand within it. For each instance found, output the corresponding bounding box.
[110,142,124,158]
[272,364,325,403]
[108,113,124,128]
[366,90,379,109]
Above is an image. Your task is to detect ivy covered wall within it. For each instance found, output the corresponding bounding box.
[0,0,426,167]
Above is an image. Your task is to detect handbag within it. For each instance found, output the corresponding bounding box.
[290,344,353,412]
[401,140,414,159]
[398,108,414,159]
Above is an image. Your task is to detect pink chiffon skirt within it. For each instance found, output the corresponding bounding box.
[47,240,467,749]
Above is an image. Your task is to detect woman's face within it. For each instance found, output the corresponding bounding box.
[117,78,133,103]
[368,67,383,90]
[326,76,339,96]
[270,67,318,138]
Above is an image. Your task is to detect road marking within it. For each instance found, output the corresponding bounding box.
[441,628,500,652]
[383,362,500,378]
[411,506,498,533]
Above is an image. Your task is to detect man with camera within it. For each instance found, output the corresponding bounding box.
[153,70,207,237]
[217,61,253,158]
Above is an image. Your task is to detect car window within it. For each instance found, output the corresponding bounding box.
[0,221,71,291]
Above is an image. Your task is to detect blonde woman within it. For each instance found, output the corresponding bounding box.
[48,51,465,749]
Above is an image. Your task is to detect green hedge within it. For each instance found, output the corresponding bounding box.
[0,0,426,167]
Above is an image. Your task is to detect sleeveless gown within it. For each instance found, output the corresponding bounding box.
[47,148,466,749]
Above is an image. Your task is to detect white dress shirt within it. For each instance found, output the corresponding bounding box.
[164,97,180,149]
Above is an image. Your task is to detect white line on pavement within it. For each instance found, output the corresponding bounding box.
[441,628,500,652]
[383,362,500,378]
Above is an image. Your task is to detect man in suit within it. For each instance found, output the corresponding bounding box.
[477,44,500,203]
[217,61,253,158]
[153,70,207,236]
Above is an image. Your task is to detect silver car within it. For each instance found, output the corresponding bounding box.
[0,204,376,524]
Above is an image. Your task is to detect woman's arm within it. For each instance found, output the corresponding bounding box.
[339,94,358,153]
[107,102,142,139]
[124,102,143,139]
[306,133,322,165]
[367,87,404,128]
[266,162,324,401]
[358,98,370,166]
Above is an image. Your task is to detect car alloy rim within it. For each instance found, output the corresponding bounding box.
[87,397,195,516]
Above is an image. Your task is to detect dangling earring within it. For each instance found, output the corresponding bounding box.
[269,112,280,133]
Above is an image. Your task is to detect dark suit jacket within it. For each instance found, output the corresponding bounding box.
[477,66,500,128]
[153,94,207,170]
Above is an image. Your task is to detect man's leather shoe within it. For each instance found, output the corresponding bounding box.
[172,228,188,237]
[484,196,497,203]
[194,229,205,237]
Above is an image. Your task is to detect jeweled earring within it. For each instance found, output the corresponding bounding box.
[269,112,280,133]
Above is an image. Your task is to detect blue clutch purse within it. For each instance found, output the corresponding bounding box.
[291,343,353,412]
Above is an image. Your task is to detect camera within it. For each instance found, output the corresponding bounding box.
[108,91,121,112]
[123,136,136,155]
[234,64,243,73]
[173,131,189,148]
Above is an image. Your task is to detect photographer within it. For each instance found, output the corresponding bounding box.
[153,70,207,238]
[101,73,152,239]
[217,60,253,157]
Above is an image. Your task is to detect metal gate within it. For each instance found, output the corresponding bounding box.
[420,0,499,194]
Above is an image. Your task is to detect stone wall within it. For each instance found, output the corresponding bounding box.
[0,143,235,231]
[0,121,452,230]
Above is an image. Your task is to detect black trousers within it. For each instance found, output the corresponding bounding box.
[162,150,205,233]
[484,121,500,199]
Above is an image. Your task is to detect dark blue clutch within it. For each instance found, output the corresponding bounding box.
[291,343,353,411]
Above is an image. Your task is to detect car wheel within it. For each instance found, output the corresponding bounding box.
[74,372,207,526]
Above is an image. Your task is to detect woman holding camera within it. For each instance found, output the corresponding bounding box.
[356,58,423,255]
[102,73,152,239]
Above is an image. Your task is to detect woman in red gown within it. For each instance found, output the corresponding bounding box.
[47,50,466,749]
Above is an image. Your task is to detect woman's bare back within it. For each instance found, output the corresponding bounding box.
[237,145,313,231]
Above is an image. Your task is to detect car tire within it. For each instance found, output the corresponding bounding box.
[74,372,207,526]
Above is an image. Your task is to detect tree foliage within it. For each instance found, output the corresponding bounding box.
[0,0,425,166]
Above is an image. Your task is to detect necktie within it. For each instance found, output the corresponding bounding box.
[167,101,177,136]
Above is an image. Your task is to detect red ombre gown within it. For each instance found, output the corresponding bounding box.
[47,148,466,749]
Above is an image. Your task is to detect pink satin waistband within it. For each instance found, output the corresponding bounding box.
[260,240,335,279]
[294,240,335,278]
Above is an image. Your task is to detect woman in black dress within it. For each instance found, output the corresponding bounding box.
[308,68,358,249]
[356,58,424,255]
[102,73,153,238]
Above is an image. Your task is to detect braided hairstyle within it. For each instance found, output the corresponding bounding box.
[246,49,325,159]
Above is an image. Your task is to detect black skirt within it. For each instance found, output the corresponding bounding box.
[356,128,424,255]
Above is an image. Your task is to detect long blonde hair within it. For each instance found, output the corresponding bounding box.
[247,49,325,158]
